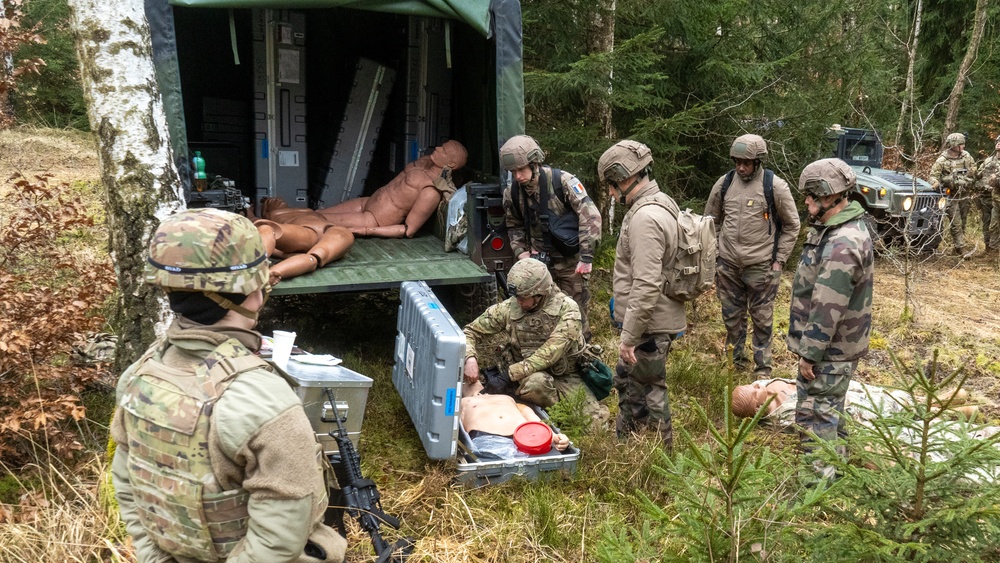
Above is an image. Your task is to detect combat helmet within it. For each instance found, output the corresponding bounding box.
[499,135,545,170]
[798,158,857,198]
[730,134,768,162]
[506,258,553,297]
[144,208,269,296]
[597,140,653,185]
[945,132,966,149]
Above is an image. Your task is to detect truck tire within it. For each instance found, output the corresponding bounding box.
[434,279,499,326]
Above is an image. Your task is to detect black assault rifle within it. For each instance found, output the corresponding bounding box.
[323,387,413,563]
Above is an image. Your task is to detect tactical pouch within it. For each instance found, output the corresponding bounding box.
[577,346,613,401]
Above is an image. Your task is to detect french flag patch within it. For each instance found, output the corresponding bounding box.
[571,180,585,195]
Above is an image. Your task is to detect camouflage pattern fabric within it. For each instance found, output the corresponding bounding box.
[71,332,118,365]
[614,334,674,450]
[715,259,781,375]
[975,154,1000,250]
[464,288,605,419]
[795,360,856,478]
[550,257,591,339]
[118,337,265,559]
[930,151,978,251]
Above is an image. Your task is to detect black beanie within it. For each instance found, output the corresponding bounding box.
[168,291,249,325]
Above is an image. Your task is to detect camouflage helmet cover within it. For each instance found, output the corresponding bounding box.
[144,208,269,295]
[499,135,545,170]
[730,134,768,162]
[945,132,966,149]
[798,158,857,197]
[598,140,653,184]
[506,258,553,297]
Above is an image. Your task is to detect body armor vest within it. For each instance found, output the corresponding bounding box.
[118,337,270,560]
[504,294,579,376]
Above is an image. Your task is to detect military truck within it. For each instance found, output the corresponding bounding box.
[147,0,521,317]
[828,127,946,252]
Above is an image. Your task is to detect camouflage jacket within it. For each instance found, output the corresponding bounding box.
[705,166,800,268]
[111,318,344,563]
[464,289,585,378]
[787,201,874,363]
[503,165,602,263]
[612,181,687,345]
[929,151,977,194]
[975,154,1000,194]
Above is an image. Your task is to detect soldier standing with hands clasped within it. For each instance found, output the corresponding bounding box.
[599,140,686,451]
[788,159,874,483]
[929,132,977,255]
[110,209,347,563]
[501,135,602,339]
[705,134,799,378]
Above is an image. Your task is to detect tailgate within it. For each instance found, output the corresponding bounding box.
[270,234,490,295]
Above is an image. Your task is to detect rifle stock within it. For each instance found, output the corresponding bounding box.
[324,387,413,562]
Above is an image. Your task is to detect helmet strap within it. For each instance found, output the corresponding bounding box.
[617,176,642,206]
[810,194,844,222]
[206,292,261,322]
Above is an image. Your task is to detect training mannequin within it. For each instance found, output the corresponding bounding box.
[253,212,354,286]
[461,380,569,452]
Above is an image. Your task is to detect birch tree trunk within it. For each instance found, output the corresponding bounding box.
[894,0,924,147]
[67,0,182,371]
[1,0,13,126]
[943,0,988,135]
[585,0,615,233]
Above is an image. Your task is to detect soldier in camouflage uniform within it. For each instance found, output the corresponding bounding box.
[788,159,874,482]
[462,258,608,423]
[501,135,602,339]
[599,140,686,451]
[929,133,977,254]
[110,209,347,563]
[705,134,800,377]
[974,134,1000,253]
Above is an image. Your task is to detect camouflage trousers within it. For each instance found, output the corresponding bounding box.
[945,195,973,250]
[517,371,608,423]
[989,191,1000,251]
[715,259,781,375]
[614,334,674,450]
[795,360,857,478]
[551,258,591,340]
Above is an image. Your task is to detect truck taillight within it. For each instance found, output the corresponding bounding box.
[490,237,505,251]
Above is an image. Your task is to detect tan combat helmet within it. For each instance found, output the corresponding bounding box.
[499,135,545,171]
[506,257,553,297]
[597,140,653,185]
[145,208,269,296]
[944,132,966,149]
[798,158,857,198]
[730,134,768,162]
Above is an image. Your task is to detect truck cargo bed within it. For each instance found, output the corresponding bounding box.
[270,233,490,295]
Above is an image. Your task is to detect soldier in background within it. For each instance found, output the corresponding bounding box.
[462,258,608,424]
[929,133,977,255]
[788,158,874,482]
[111,209,346,563]
[974,134,1000,254]
[501,135,602,339]
[599,140,686,451]
[705,134,800,378]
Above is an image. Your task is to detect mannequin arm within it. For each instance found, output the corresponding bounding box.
[403,187,444,237]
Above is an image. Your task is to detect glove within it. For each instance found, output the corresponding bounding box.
[507,362,531,382]
[482,367,514,395]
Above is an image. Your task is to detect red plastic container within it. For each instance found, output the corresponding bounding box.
[513,421,553,455]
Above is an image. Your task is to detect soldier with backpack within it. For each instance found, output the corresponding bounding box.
[599,140,689,451]
[501,135,602,339]
[705,134,800,378]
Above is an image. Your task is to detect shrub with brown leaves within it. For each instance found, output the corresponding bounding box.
[0,172,116,466]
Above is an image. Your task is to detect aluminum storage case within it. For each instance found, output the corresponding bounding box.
[393,281,580,486]
[280,359,373,455]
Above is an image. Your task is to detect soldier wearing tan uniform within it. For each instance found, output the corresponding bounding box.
[599,140,686,450]
[110,209,346,563]
[501,135,602,339]
[462,258,607,423]
[705,134,800,377]
[929,133,977,254]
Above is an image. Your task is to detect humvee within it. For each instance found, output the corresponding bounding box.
[146,0,522,318]
[829,127,946,252]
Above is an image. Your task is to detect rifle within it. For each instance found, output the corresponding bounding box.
[323,387,413,563]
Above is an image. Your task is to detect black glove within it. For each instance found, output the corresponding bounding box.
[481,366,514,395]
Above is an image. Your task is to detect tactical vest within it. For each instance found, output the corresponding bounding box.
[505,294,579,375]
[118,337,271,560]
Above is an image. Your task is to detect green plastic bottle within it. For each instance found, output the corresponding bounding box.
[192,151,207,191]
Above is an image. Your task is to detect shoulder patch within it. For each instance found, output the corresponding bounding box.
[570,179,585,196]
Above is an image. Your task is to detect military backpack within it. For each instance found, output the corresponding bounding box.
[631,197,717,302]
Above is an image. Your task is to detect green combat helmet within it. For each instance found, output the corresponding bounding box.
[144,208,269,296]
[945,132,966,149]
[730,134,768,162]
[597,140,653,185]
[499,135,545,171]
[506,257,553,297]
[798,158,857,198]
